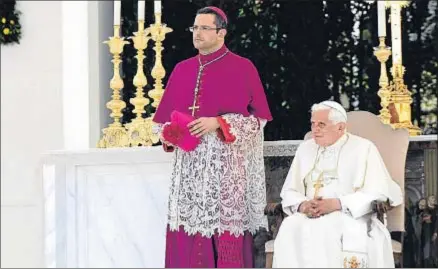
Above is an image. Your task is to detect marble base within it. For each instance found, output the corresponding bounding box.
[42,147,172,268]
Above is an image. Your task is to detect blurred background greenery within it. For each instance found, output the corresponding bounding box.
[120,0,437,140]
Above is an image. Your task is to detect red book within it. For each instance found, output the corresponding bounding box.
[162,111,200,152]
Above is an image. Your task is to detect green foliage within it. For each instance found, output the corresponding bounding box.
[121,0,437,139]
[0,0,22,45]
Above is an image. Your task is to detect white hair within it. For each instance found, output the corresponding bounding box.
[311,103,347,124]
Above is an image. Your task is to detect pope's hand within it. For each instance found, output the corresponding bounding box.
[299,200,321,218]
[311,197,342,216]
[188,117,220,137]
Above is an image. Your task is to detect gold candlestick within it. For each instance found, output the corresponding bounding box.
[125,20,154,146]
[98,26,130,148]
[148,12,173,108]
[145,12,173,144]
[373,36,392,124]
[386,1,421,136]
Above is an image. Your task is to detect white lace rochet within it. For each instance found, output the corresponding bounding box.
[164,114,268,237]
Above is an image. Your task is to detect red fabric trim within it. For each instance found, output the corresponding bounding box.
[163,143,174,152]
[216,116,236,143]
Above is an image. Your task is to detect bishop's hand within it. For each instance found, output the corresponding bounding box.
[188,117,220,137]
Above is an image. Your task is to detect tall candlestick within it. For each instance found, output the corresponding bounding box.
[138,1,145,21]
[390,4,402,64]
[154,1,161,13]
[114,1,121,25]
[98,25,130,148]
[373,37,392,124]
[377,1,386,36]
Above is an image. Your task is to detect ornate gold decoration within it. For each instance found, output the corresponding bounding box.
[385,0,421,136]
[388,63,422,136]
[147,12,173,108]
[98,26,130,148]
[125,20,155,146]
[374,36,391,124]
[144,12,173,144]
[343,256,361,268]
[373,37,392,124]
[371,0,420,135]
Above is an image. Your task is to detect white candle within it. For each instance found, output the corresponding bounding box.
[138,1,145,21]
[114,1,121,25]
[154,1,161,13]
[390,4,402,64]
[377,1,386,36]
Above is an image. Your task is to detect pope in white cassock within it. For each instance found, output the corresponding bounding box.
[273,101,403,268]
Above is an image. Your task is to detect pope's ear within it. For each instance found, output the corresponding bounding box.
[339,122,347,131]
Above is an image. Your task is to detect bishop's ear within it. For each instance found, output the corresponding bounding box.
[218,29,227,38]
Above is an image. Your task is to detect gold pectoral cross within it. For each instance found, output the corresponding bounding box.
[188,104,200,116]
[189,85,200,116]
[313,173,324,199]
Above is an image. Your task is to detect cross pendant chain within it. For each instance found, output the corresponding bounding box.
[189,66,204,116]
[188,50,229,117]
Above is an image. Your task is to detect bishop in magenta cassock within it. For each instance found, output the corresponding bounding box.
[152,6,272,268]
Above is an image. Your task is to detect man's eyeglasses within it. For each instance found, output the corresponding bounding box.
[189,26,222,32]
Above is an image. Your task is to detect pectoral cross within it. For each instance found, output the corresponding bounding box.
[313,173,324,199]
[189,64,203,117]
[189,85,200,116]
[188,104,199,116]
[188,51,229,118]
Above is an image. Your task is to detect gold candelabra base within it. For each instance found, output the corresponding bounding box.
[98,125,129,148]
[388,63,422,136]
[391,119,422,136]
[125,118,159,146]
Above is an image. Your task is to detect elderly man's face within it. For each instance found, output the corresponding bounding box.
[311,109,345,147]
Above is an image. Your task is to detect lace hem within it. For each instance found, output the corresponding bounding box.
[168,220,268,237]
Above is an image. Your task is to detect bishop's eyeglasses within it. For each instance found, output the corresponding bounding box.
[189,26,222,32]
